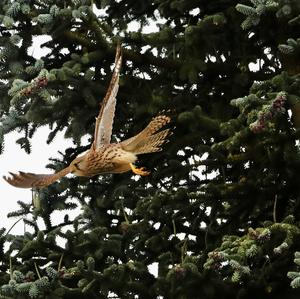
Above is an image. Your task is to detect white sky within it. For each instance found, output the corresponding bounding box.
[0,35,74,235]
[0,127,74,234]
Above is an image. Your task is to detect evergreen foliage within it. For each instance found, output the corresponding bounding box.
[1,0,300,298]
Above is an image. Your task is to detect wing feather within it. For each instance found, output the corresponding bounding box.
[3,166,72,188]
[92,44,122,149]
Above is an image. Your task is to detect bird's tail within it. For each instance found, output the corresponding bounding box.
[121,114,172,155]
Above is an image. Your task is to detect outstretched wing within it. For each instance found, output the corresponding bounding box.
[92,44,122,149]
[3,166,72,188]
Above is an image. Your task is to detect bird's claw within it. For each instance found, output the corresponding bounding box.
[130,163,150,176]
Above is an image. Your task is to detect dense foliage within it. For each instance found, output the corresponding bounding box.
[1,0,300,298]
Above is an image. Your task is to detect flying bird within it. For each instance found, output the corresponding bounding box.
[3,45,171,188]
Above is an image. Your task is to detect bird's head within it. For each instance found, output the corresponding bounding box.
[70,151,88,176]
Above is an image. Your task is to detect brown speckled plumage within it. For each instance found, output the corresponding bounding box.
[3,45,171,189]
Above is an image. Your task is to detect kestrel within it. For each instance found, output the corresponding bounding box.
[3,45,171,188]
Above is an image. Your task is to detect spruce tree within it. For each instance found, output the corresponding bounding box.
[1,0,300,298]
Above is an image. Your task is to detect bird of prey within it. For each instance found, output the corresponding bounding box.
[3,45,171,188]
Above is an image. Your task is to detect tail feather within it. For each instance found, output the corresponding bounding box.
[131,129,171,154]
[121,114,171,154]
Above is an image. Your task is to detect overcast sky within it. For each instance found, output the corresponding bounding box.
[0,34,74,235]
[0,128,74,234]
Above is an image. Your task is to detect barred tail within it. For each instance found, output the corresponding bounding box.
[121,114,172,154]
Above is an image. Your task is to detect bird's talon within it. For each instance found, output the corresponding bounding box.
[130,163,150,176]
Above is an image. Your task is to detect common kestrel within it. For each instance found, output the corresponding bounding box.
[3,45,171,188]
